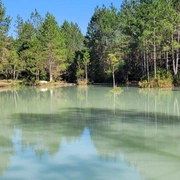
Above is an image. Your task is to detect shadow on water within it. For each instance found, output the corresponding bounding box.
[10,106,180,180]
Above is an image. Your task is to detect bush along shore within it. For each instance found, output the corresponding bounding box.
[138,69,174,88]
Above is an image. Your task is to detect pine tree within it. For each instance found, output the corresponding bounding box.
[0,0,11,78]
[61,20,84,82]
[39,13,67,82]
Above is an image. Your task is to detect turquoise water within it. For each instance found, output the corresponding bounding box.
[0,86,180,180]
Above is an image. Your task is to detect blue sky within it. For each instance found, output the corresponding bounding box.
[2,0,123,36]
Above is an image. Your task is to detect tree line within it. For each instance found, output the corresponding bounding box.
[0,0,180,87]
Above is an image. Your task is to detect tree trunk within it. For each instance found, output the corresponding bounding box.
[143,50,146,77]
[145,40,150,82]
[113,65,116,88]
[13,65,16,80]
[166,51,169,71]
[50,71,53,82]
[49,55,53,82]
[146,50,150,82]
[172,34,176,76]
[153,17,157,79]
[36,69,39,81]
[85,64,88,83]
[49,46,53,82]
[172,33,178,77]
[175,52,179,76]
[15,72,19,81]
[175,30,180,75]
[153,35,157,78]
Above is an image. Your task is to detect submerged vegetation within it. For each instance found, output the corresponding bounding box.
[0,0,180,88]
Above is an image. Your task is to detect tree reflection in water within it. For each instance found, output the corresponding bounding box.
[0,86,180,180]
[11,107,180,180]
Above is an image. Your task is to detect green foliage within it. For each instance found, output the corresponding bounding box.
[86,4,124,83]
[76,69,84,79]
[0,0,11,36]
[83,50,90,65]
[174,72,180,85]
[39,13,67,82]
[1,1,180,88]
[156,68,173,81]
[110,87,123,94]
[139,68,174,88]
[74,49,90,83]
[0,0,11,78]
[61,20,84,61]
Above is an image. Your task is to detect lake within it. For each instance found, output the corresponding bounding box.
[0,85,180,180]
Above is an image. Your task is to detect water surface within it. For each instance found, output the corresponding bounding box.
[0,86,180,180]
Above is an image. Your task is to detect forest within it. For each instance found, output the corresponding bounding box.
[0,0,180,88]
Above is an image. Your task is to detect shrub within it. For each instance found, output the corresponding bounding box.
[174,72,180,86]
[77,79,88,85]
[139,68,173,88]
